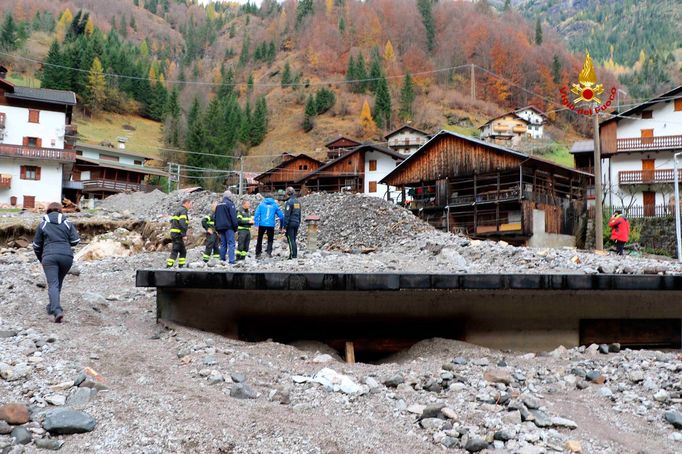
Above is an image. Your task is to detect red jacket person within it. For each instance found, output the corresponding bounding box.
[608,210,630,255]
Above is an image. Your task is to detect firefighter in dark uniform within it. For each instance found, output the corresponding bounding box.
[236,200,254,260]
[283,187,301,259]
[167,198,192,268]
[201,201,220,262]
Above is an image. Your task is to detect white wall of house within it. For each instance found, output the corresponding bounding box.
[604,151,677,207]
[0,105,66,148]
[387,130,428,155]
[514,108,545,139]
[364,151,401,199]
[79,148,145,166]
[0,158,63,208]
[616,101,682,139]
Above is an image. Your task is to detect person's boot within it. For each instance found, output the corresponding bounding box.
[54,312,64,323]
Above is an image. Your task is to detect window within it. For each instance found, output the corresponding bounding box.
[675,99,682,112]
[20,165,41,181]
[23,196,35,209]
[368,181,377,193]
[369,160,377,171]
[304,165,308,170]
[28,110,40,123]
[641,111,653,119]
[134,160,143,166]
[23,137,41,147]
[99,154,120,162]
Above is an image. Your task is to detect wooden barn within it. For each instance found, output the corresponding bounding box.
[381,131,593,246]
[254,153,322,192]
[324,136,361,160]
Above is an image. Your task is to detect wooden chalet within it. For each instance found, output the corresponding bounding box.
[296,143,404,194]
[254,153,322,192]
[381,131,593,246]
[324,136,361,160]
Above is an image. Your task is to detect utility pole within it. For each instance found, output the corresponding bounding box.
[167,162,172,193]
[593,108,603,250]
[470,64,476,102]
[674,152,682,262]
[239,156,244,196]
[176,163,181,191]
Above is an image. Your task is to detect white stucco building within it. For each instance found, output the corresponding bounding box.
[385,125,431,155]
[479,106,547,146]
[573,85,682,217]
[0,68,77,209]
[513,106,547,139]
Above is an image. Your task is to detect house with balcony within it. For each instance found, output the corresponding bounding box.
[479,106,547,147]
[0,67,77,209]
[254,153,323,193]
[324,136,361,160]
[598,85,682,217]
[385,124,431,155]
[64,143,167,203]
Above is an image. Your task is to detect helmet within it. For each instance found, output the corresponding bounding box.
[285,186,295,196]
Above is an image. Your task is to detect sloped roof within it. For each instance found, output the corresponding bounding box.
[254,153,322,181]
[6,86,77,106]
[295,143,404,184]
[75,142,155,160]
[76,156,168,177]
[600,84,682,126]
[570,140,595,154]
[324,135,362,148]
[384,124,431,139]
[479,111,529,129]
[381,130,591,185]
[514,105,548,119]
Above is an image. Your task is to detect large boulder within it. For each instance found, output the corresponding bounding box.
[75,228,144,261]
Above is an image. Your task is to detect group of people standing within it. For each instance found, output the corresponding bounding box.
[167,187,301,267]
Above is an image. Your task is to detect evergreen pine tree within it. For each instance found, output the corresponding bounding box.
[503,0,511,11]
[164,88,181,147]
[247,73,254,95]
[417,0,435,53]
[267,41,276,63]
[41,41,68,89]
[185,98,206,179]
[281,61,292,87]
[552,55,562,84]
[251,96,268,145]
[355,54,368,93]
[0,14,19,51]
[373,75,391,129]
[239,33,250,65]
[338,17,345,33]
[399,73,415,122]
[239,101,252,146]
[368,49,383,94]
[315,87,336,115]
[303,95,316,132]
[535,17,543,45]
[86,57,106,114]
[218,66,234,98]
[345,55,357,91]
[296,0,314,27]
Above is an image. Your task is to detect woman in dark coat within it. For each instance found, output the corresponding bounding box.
[32,202,80,322]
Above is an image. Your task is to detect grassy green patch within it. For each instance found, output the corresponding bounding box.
[442,124,479,137]
[74,113,163,159]
[535,143,574,168]
[6,73,41,88]
[0,208,21,213]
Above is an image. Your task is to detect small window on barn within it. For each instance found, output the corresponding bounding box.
[28,110,40,123]
[303,165,308,170]
[99,154,119,162]
[134,160,143,165]
[298,165,303,170]
[675,99,682,112]
[20,165,41,181]
[642,111,653,119]
[368,181,377,193]
[369,160,377,171]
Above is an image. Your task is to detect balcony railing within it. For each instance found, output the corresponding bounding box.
[617,135,682,152]
[0,175,10,189]
[82,179,157,193]
[625,205,672,218]
[618,169,682,185]
[389,138,426,147]
[0,144,76,162]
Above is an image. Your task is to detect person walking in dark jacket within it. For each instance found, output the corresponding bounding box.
[201,201,220,262]
[236,200,254,260]
[32,202,80,323]
[254,195,284,258]
[283,187,301,259]
[214,190,239,264]
[167,199,192,268]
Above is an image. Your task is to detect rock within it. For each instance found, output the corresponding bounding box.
[65,388,95,409]
[521,395,541,410]
[268,387,290,405]
[421,404,446,419]
[45,395,66,407]
[528,409,552,428]
[441,407,458,420]
[382,374,404,388]
[407,404,425,415]
[452,357,467,365]
[653,389,669,402]
[81,292,106,307]
[207,372,224,385]
[494,430,514,442]
[0,331,18,338]
[0,421,11,434]
[483,368,512,385]
[441,436,459,448]
[42,409,96,434]
[549,345,568,358]
[551,416,578,429]
[473,358,490,366]
[0,363,30,382]
[34,439,64,450]
[576,380,590,390]
[364,377,380,392]
[10,427,31,445]
[420,418,446,430]
[665,411,682,429]
[599,387,613,398]
[312,354,334,363]
[598,344,610,354]
[203,355,217,366]
[313,368,363,394]
[565,440,582,453]
[0,404,29,425]
[586,370,605,384]
[464,436,489,452]
[628,371,644,383]
[608,343,621,353]
[230,383,258,400]
[230,372,246,383]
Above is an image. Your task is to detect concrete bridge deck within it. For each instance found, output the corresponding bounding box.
[136,270,682,354]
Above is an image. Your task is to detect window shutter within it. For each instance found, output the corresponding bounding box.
[35,167,41,181]
[20,166,26,179]
[22,137,29,146]
[36,138,42,148]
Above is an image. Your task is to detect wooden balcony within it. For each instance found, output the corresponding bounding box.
[618,169,682,185]
[617,135,682,152]
[0,175,10,189]
[82,179,157,193]
[0,144,76,162]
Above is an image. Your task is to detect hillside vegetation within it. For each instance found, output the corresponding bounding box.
[1,0,624,175]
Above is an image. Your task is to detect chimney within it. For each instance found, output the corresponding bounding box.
[117,136,128,150]
[0,66,7,79]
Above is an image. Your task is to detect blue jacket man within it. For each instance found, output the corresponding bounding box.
[214,191,239,263]
[254,196,284,258]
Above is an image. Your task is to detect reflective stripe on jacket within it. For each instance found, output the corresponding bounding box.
[237,208,253,231]
[170,206,189,235]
